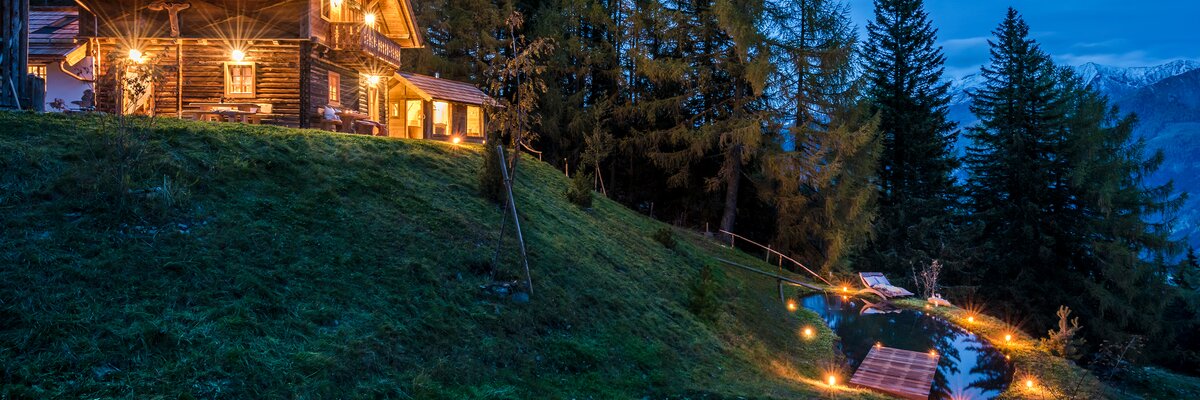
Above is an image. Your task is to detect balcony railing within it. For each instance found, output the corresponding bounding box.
[330,23,404,67]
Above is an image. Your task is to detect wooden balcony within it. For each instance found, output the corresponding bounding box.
[330,23,404,68]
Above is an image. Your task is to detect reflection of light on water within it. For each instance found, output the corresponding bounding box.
[800,294,1013,399]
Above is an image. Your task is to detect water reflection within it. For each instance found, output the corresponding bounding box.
[801,294,1013,399]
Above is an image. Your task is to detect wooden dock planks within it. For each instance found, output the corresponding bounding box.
[850,346,938,400]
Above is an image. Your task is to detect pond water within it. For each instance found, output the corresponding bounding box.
[801,294,1013,400]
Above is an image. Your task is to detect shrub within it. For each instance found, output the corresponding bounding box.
[687,265,721,322]
[479,132,506,203]
[1042,305,1085,360]
[652,227,676,249]
[565,171,593,208]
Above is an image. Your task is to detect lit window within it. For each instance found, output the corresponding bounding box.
[224,63,255,98]
[28,65,47,80]
[405,100,422,127]
[328,72,340,105]
[466,106,482,137]
[323,0,345,21]
[432,101,450,135]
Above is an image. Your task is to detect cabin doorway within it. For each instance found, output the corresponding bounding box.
[387,79,423,139]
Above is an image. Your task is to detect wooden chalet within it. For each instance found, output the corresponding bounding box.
[67,0,489,140]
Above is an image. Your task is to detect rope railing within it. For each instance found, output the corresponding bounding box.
[717,229,832,286]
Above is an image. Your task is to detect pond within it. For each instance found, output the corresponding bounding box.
[800,294,1013,400]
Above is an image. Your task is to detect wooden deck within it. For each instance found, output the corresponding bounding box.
[850,346,938,400]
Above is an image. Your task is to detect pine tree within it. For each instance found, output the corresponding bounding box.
[860,0,961,277]
[965,8,1068,314]
[760,0,880,274]
[968,8,1185,346]
[632,0,773,233]
[406,0,509,80]
[1180,247,1200,290]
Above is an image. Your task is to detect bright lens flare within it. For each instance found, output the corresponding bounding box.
[1005,334,1013,342]
[967,316,975,324]
[367,75,381,86]
[364,13,377,27]
[827,375,837,387]
[1025,379,1035,389]
[786,300,798,311]
[929,349,937,357]
[842,286,848,293]
[802,327,813,338]
[451,136,462,144]
[128,49,144,63]
[231,49,245,62]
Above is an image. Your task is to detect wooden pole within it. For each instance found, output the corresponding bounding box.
[496,145,533,297]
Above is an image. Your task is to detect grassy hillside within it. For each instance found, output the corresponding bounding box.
[0,112,889,399]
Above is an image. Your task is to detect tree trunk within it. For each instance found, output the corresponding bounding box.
[720,144,742,233]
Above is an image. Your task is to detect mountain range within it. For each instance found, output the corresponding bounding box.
[947,60,1200,249]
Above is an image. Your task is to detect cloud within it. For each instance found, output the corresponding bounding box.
[1054,50,1180,67]
[939,36,990,52]
[1072,39,1126,49]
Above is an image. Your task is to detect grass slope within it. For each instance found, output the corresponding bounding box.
[0,112,887,399]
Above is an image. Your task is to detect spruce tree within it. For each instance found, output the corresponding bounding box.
[965,8,1068,315]
[1180,247,1200,290]
[860,0,961,277]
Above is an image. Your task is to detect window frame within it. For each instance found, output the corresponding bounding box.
[327,71,341,105]
[222,62,256,98]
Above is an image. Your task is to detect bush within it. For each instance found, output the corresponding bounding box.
[687,265,721,322]
[479,132,506,203]
[1042,305,1085,360]
[653,227,676,249]
[565,171,593,208]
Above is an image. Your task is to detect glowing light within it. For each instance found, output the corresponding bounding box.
[841,295,848,301]
[367,75,381,86]
[1025,379,1035,389]
[786,300,798,311]
[875,341,882,348]
[364,13,377,27]
[128,49,144,63]
[1005,334,1012,343]
[451,136,462,144]
[802,327,813,338]
[827,375,837,387]
[924,304,931,310]
[231,49,245,62]
[842,286,848,293]
[929,349,937,357]
[967,316,975,324]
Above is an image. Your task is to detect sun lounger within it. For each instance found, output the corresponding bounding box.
[859,272,914,299]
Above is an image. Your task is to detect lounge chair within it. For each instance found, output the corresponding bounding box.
[858,272,914,299]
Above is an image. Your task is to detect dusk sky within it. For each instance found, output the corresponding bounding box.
[846,0,1200,78]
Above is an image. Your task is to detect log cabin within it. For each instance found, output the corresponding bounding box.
[68,0,489,141]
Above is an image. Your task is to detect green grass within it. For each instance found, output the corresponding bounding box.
[0,112,889,399]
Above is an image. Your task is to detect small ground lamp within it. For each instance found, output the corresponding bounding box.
[1005,333,1013,343]
[802,326,814,338]
[786,300,798,311]
[451,136,463,145]
[967,315,975,324]
[827,375,837,387]
[929,349,937,357]
[1025,378,1036,390]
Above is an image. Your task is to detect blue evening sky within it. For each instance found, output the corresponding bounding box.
[846,0,1200,78]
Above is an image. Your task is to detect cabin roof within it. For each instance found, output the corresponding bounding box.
[396,73,491,106]
[29,7,80,59]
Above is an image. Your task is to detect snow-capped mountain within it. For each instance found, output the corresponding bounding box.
[947,60,1200,248]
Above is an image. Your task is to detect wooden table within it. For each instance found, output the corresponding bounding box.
[336,110,371,133]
